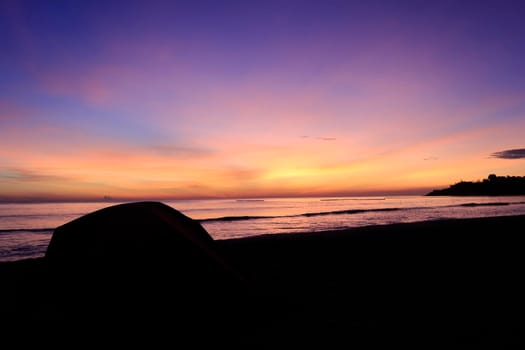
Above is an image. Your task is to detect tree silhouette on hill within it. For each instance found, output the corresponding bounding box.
[426,174,525,196]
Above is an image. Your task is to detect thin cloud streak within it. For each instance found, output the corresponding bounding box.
[0,168,72,182]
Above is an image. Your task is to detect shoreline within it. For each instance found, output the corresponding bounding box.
[219,212,525,241]
[3,213,524,264]
[217,214,525,346]
[2,213,525,345]
[2,213,525,264]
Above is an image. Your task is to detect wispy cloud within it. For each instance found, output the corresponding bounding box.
[148,144,215,158]
[491,148,525,159]
[0,168,71,182]
[299,136,337,141]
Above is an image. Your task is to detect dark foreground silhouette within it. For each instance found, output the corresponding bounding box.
[1,202,525,347]
[427,174,525,196]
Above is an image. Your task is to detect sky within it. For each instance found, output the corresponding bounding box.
[1,0,525,202]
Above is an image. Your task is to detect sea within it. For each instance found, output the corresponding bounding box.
[1,195,525,262]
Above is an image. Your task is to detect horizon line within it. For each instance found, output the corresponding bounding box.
[0,190,432,204]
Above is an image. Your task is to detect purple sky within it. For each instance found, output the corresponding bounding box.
[1,0,524,201]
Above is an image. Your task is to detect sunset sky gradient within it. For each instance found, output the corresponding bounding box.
[1,0,525,201]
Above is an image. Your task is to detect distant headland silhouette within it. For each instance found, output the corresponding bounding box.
[426,174,525,196]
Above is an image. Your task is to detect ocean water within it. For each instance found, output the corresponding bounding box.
[1,195,525,262]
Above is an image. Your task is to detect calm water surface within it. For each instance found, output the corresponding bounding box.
[1,195,525,262]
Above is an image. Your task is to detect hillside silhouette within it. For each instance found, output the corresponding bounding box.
[426,174,525,196]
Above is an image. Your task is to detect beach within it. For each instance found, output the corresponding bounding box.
[2,212,525,347]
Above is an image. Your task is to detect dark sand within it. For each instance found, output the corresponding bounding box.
[2,214,525,347]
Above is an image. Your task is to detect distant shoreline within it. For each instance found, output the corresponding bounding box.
[427,174,525,196]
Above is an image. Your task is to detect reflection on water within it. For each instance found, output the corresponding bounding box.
[0,230,52,262]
